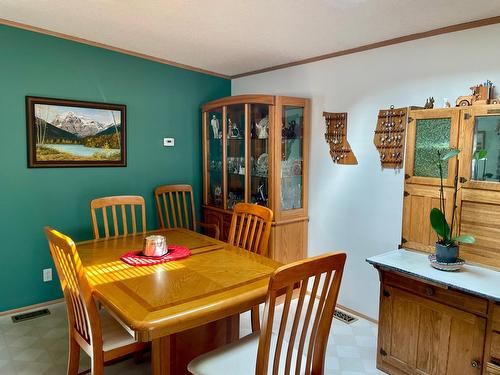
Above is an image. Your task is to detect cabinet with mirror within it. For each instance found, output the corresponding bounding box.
[202,95,310,263]
[402,104,500,269]
[378,103,500,375]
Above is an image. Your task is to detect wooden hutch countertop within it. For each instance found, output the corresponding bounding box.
[367,249,500,302]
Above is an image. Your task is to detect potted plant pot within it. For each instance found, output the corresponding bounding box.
[435,243,459,263]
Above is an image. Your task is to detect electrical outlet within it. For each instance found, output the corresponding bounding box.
[163,138,175,147]
[43,268,52,282]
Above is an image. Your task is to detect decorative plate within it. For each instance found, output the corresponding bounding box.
[428,254,465,272]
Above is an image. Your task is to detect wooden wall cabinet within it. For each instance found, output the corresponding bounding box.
[376,270,500,375]
[403,104,500,269]
[201,95,310,263]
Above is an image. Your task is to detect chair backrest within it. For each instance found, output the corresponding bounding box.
[90,195,146,239]
[154,184,197,230]
[256,252,346,375]
[227,203,273,256]
[44,227,102,349]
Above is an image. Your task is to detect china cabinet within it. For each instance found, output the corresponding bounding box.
[201,95,310,263]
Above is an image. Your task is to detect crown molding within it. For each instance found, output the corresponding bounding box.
[3,15,499,81]
[231,16,500,79]
[0,18,231,80]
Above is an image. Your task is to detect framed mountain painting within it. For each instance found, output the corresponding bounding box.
[26,96,126,167]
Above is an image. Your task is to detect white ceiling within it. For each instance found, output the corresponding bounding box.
[1,0,500,77]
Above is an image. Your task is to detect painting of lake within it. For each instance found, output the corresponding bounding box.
[27,97,126,167]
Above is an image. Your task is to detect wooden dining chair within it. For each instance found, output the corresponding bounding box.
[154,184,219,239]
[228,202,273,256]
[188,252,347,375]
[44,227,146,375]
[90,195,146,239]
[228,202,273,332]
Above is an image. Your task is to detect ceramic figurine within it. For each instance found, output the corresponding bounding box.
[214,184,222,205]
[227,118,240,138]
[257,184,267,206]
[424,97,434,109]
[443,98,451,108]
[283,120,296,138]
[255,117,269,139]
[456,81,494,106]
[211,115,220,139]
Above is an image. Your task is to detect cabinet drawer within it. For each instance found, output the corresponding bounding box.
[492,332,500,361]
[382,270,488,316]
[486,362,500,375]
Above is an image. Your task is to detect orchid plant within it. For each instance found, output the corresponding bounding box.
[429,149,475,246]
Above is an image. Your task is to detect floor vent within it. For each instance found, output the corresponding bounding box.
[11,308,50,323]
[333,309,358,324]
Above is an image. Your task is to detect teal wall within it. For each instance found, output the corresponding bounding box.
[0,25,230,312]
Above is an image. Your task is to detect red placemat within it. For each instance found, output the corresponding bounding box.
[120,245,191,267]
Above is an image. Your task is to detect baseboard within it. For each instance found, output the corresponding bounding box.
[336,303,378,325]
[0,298,64,317]
[304,290,378,325]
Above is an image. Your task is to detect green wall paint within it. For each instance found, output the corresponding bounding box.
[0,25,230,312]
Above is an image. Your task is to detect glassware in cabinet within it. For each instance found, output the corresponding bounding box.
[250,104,270,207]
[226,104,246,209]
[281,105,304,211]
[206,108,223,208]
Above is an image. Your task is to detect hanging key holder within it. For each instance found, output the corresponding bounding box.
[323,112,358,165]
[373,106,408,169]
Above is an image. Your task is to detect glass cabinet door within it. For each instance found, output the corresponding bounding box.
[226,104,246,209]
[470,115,500,182]
[206,108,223,208]
[406,109,459,186]
[250,104,270,207]
[281,106,304,210]
[413,118,452,178]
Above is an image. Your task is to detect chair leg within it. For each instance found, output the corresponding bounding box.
[133,349,144,364]
[91,352,104,375]
[251,305,260,333]
[67,335,80,375]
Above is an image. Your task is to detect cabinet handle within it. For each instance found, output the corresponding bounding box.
[471,360,481,369]
[425,287,435,296]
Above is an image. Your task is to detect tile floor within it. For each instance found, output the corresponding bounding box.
[0,302,384,374]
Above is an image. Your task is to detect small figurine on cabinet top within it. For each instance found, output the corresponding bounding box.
[227,118,240,138]
[210,115,221,139]
[456,80,495,106]
[424,97,434,109]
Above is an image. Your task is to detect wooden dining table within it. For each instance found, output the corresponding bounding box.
[76,228,281,375]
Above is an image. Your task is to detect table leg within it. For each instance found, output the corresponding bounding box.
[227,313,240,341]
[151,314,240,375]
[152,335,171,375]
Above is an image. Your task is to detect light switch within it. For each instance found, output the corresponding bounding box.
[43,268,52,282]
[163,138,175,147]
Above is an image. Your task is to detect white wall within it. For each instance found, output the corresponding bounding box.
[232,24,500,319]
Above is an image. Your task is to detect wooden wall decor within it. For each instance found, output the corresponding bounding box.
[374,105,408,169]
[323,112,357,165]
